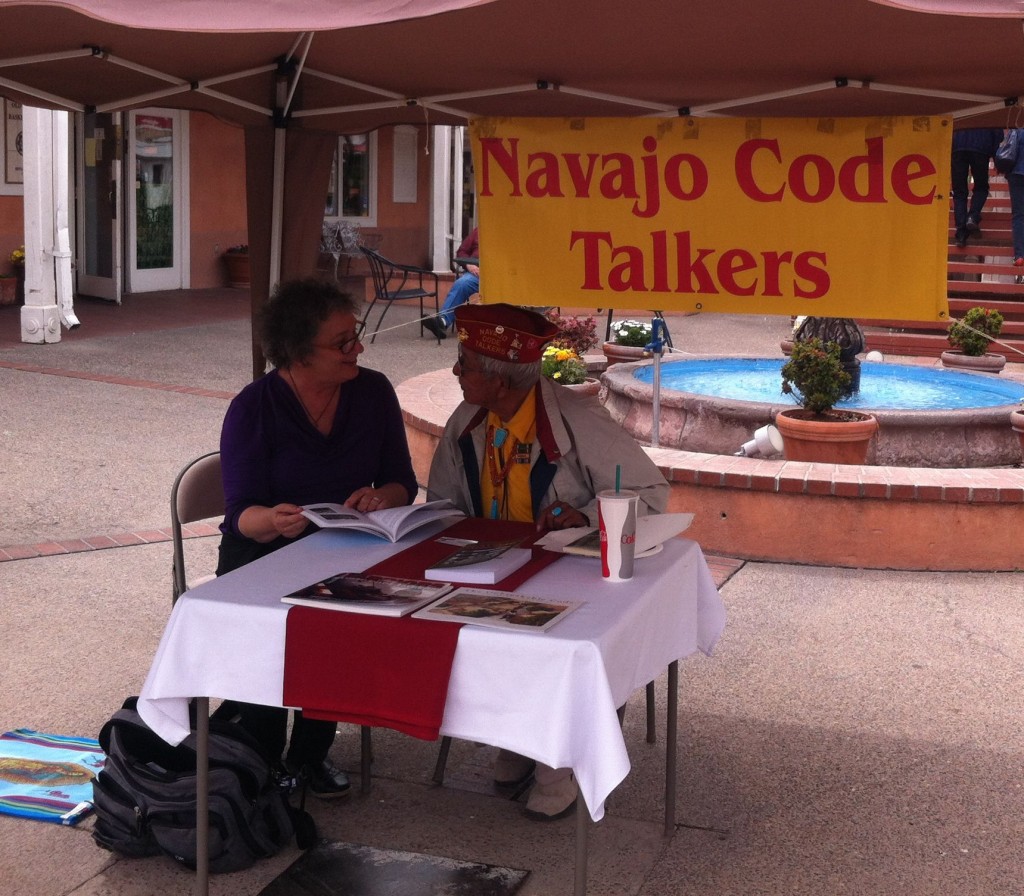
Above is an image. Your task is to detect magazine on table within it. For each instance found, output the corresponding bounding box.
[281,572,453,617]
[423,539,530,584]
[299,499,463,543]
[413,587,580,632]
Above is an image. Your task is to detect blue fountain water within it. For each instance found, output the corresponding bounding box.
[632,358,1024,411]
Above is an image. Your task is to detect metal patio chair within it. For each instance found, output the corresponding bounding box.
[359,246,440,343]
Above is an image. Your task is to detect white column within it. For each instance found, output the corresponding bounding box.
[20,106,67,343]
[52,110,77,329]
[430,125,454,271]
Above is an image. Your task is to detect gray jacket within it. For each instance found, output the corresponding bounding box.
[427,376,668,525]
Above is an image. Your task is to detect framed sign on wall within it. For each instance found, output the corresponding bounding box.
[4,100,22,184]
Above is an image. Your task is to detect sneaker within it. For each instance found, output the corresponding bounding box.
[289,759,351,799]
[966,217,980,234]
[421,315,447,340]
[955,228,967,248]
[523,774,578,821]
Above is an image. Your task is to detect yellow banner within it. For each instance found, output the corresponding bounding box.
[470,117,951,321]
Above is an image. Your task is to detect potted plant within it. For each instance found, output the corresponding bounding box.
[775,337,878,464]
[603,318,653,366]
[941,306,1005,372]
[222,244,250,288]
[544,309,599,357]
[541,344,600,394]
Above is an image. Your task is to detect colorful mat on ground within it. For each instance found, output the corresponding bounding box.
[0,729,104,825]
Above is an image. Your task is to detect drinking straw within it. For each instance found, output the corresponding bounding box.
[615,464,621,493]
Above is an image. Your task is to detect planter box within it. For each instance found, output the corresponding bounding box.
[223,252,250,289]
[0,276,16,305]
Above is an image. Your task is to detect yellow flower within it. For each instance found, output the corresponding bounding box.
[10,246,24,266]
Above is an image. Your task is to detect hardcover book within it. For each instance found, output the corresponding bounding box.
[299,499,463,543]
[282,572,453,617]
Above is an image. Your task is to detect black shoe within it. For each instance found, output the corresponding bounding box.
[289,759,351,799]
[955,229,967,248]
[966,217,980,234]
[422,316,447,340]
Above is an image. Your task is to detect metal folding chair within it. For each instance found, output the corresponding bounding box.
[170,451,224,604]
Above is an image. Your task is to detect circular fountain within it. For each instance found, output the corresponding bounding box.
[602,357,1024,467]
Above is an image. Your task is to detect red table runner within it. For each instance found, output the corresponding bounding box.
[282,518,563,740]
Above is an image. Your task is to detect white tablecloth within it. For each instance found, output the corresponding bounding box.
[138,523,725,821]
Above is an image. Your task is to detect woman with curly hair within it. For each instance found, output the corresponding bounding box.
[216,277,418,797]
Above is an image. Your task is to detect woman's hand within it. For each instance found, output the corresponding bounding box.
[536,501,588,532]
[270,503,309,539]
[344,482,410,513]
[238,503,308,543]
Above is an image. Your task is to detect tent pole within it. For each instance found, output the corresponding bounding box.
[647,317,666,449]
[269,125,285,292]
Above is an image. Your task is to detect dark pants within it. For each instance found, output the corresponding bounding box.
[216,531,337,768]
[1008,173,1024,259]
[237,704,337,768]
[951,150,991,230]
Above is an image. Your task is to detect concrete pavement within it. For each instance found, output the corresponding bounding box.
[0,292,1021,896]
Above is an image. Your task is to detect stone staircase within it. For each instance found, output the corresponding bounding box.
[858,185,1024,360]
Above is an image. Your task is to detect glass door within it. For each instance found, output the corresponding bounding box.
[127,109,187,292]
[75,111,122,302]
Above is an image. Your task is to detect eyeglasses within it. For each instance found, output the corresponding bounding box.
[314,322,365,355]
[456,349,487,375]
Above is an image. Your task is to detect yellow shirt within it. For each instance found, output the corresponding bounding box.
[481,391,537,522]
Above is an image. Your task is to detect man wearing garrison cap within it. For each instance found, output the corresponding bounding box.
[428,302,668,820]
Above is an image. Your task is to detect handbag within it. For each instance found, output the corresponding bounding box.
[994,129,1019,174]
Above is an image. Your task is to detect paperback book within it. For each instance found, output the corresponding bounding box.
[414,588,580,632]
[282,572,453,617]
[541,512,696,558]
[423,539,531,585]
[300,499,463,543]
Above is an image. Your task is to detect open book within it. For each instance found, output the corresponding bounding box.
[282,572,453,617]
[414,587,580,632]
[300,499,464,543]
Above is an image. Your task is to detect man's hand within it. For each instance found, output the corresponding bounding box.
[537,501,588,532]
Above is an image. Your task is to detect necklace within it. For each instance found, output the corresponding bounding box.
[285,369,340,430]
[485,424,531,519]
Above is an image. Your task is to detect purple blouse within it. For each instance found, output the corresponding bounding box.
[219,367,418,538]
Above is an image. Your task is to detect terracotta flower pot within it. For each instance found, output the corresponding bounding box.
[1011,409,1024,461]
[0,276,16,305]
[939,350,1005,373]
[563,377,602,396]
[775,408,878,465]
[602,341,649,366]
[223,252,250,289]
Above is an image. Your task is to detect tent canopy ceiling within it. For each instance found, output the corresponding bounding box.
[0,0,1023,133]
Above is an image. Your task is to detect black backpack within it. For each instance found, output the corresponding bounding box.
[92,697,307,873]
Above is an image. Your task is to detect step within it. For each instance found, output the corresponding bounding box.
[948,297,1024,317]
[857,318,1024,335]
[948,281,1024,298]
[947,259,1024,276]
[860,329,1024,359]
